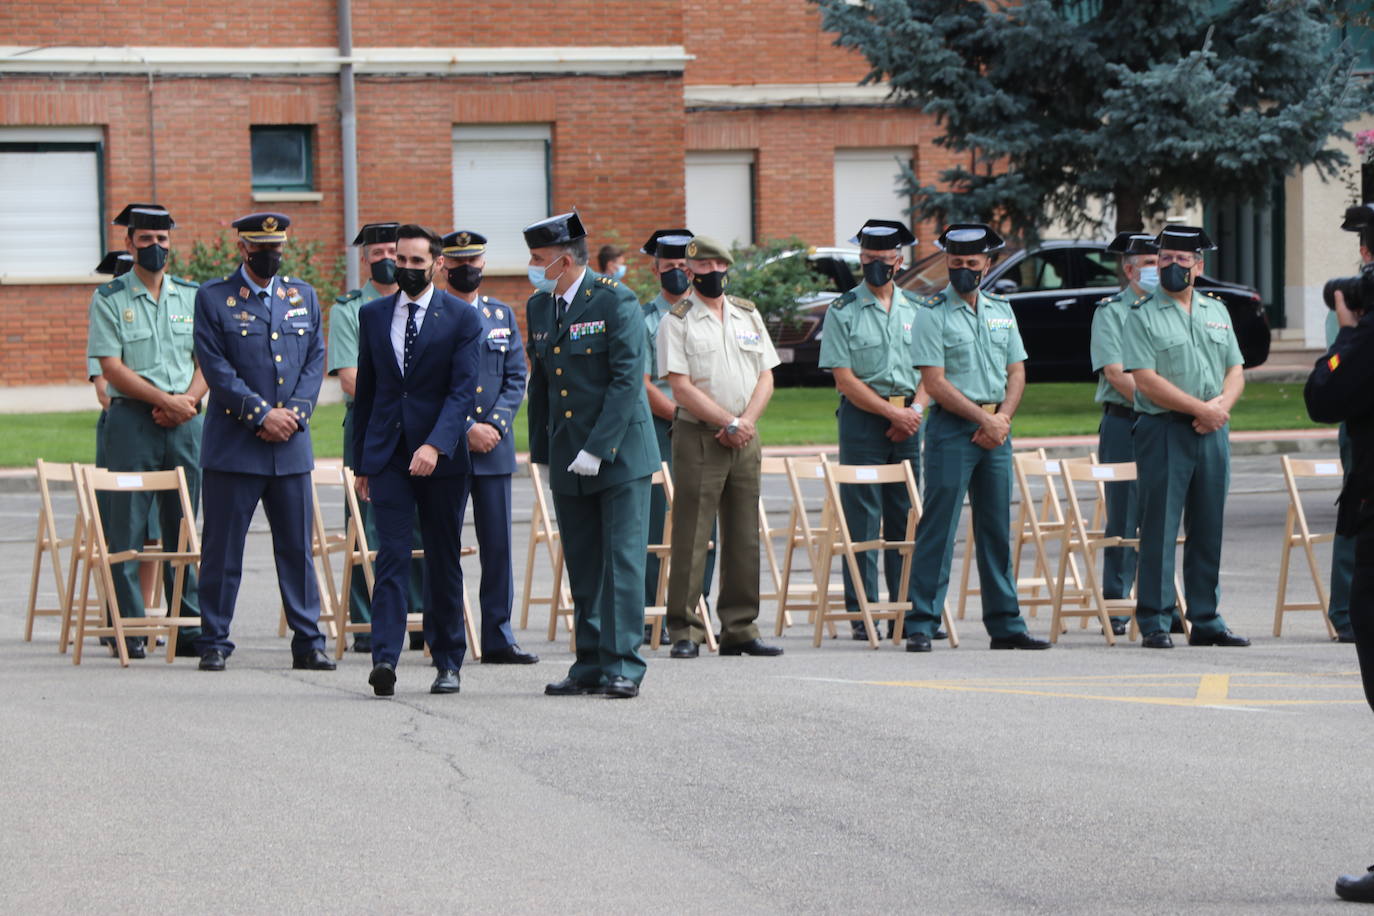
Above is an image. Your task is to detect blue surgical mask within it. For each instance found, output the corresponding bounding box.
[611,264,627,281]
[1136,265,1159,291]
[527,256,566,294]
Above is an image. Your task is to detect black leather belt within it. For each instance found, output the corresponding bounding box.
[1103,403,1137,420]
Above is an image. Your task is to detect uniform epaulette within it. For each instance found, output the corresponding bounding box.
[669,299,693,319]
[597,275,620,288]
[1199,291,1225,308]
[920,294,942,308]
[335,289,362,305]
[169,275,199,289]
[1095,293,1119,307]
[830,290,857,311]
[985,292,1009,304]
[97,278,126,297]
[1130,294,1151,309]
[727,295,756,311]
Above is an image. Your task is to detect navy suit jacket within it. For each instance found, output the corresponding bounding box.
[352,288,481,478]
[466,294,527,476]
[194,268,324,476]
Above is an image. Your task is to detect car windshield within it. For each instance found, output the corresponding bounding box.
[897,252,949,296]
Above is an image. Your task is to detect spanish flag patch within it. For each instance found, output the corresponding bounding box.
[1329,353,1341,372]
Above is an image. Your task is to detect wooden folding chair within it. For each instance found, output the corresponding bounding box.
[1051,460,1137,645]
[774,456,844,638]
[758,456,791,613]
[304,464,352,655]
[813,457,959,648]
[25,459,80,641]
[70,466,201,666]
[1273,455,1343,638]
[518,462,575,644]
[332,466,481,660]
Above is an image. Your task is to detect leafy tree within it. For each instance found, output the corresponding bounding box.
[728,236,830,324]
[812,0,1374,239]
[168,231,345,303]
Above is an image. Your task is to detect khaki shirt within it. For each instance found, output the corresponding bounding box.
[1121,288,1243,415]
[910,285,1026,404]
[658,292,780,417]
[87,270,198,398]
[817,283,922,396]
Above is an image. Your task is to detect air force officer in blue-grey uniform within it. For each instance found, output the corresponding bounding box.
[441,229,538,665]
[192,212,335,673]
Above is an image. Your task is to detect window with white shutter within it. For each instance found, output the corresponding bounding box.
[452,125,551,271]
[833,147,914,251]
[0,127,103,277]
[685,151,754,249]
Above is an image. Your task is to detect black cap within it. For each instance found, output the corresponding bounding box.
[1342,205,1374,232]
[352,222,399,247]
[934,224,1004,255]
[641,228,693,257]
[112,203,175,230]
[1106,231,1159,256]
[523,211,586,249]
[1155,225,1216,253]
[850,219,916,250]
[95,251,134,276]
[442,230,488,258]
[232,212,291,243]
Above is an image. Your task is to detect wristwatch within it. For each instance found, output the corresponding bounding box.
[725,417,741,436]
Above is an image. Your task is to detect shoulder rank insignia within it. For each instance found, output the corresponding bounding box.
[97,278,126,297]
[727,295,757,311]
[920,294,941,308]
[170,275,200,289]
[1130,294,1151,309]
[669,299,693,319]
[335,289,362,305]
[597,276,620,288]
[831,290,857,311]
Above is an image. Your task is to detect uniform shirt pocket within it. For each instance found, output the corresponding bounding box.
[943,327,977,375]
[1156,335,1190,376]
[231,322,271,366]
[121,327,158,371]
[849,342,885,378]
[571,334,608,356]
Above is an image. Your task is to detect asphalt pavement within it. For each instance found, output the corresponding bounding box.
[1,451,1371,914]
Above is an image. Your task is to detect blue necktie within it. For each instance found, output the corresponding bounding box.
[404,302,419,374]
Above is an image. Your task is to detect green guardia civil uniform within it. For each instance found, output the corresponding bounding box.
[330,281,424,630]
[1121,287,1242,637]
[86,269,203,638]
[527,270,660,687]
[1090,288,1140,608]
[642,291,715,606]
[1325,308,1355,632]
[818,282,923,625]
[904,285,1030,639]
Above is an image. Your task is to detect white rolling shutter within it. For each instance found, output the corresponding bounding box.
[452,125,551,271]
[0,128,103,276]
[833,147,913,249]
[685,151,754,248]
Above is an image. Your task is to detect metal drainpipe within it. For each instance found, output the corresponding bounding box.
[339,0,360,290]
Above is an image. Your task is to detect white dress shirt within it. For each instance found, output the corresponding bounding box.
[558,269,587,315]
[391,284,435,373]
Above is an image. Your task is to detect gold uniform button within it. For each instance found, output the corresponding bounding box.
[271,332,279,340]
[585,347,592,353]
[224,409,231,415]
[241,329,248,336]
[500,346,506,352]
[278,377,284,385]
[274,354,282,362]
[297,329,305,335]
[555,368,563,376]
[560,389,568,397]
[476,406,483,413]
[553,346,560,354]
[476,386,483,394]
[564,410,573,418]
[276,401,283,408]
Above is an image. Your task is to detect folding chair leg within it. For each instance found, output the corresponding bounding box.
[942,601,960,648]
[1273,530,1293,637]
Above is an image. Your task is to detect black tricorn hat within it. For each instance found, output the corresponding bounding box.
[95,251,134,276]
[112,203,175,231]
[1342,205,1374,232]
[934,223,1004,255]
[1155,225,1216,253]
[641,228,693,257]
[523,211,587,249]
[850,219,916,250]
[352,222,399,247]
[1107,231,1159,256]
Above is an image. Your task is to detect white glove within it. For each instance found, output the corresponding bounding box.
[567,449,602,477]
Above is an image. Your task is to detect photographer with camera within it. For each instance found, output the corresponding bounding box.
[1307,267,1374,902]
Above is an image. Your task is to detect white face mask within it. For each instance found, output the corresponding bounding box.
[527,255,567,294]
[1136,265,1159,291]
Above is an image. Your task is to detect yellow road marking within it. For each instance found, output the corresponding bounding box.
[1195,674,1230,702]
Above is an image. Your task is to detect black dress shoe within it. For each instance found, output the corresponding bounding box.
[933,627,948,640]
[481,644,539,665]
[351,635,372,654]
[597,676,639,699]
[905,633,932,653]
[199,649,227,671]
[1109,619,1129,637]
[368,662,396,697]
[719,638,784,656]
[125,640,146,660]
[989,632,1052,650]
[1142,632,1174,649]
[408,632,425,651]
[1337,866,1374,902]
[430,669,461,694]
[1188,629,1250,647]
[1336,626,1357,644]
[851,627,870,641]
[544,677,600,696]
[670,639,699,659]
[293,648,337,671]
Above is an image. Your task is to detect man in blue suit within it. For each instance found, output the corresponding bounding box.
[192,212,335,672]
[353,224,481,697]
[441,229,537,665]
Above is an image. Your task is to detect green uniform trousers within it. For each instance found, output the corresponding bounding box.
[837,398,921,627]
[342,404,423,626]
[667,419,762,647]
[1097,409,1138,623]
[101,399,202,640]
[552,476,650,686]
[645,416,715,605]
[1329,423,1355,631]
[1132,413,1230,637]
[905,406,1028,639]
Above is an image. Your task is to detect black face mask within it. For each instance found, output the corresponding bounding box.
[136,243,168,273]
[863,259,895,288]
[394,265,433,298]
[370,257,396,286]
[660,268,690,296]
[949,267,982,294]
[247,249,282,280]
[447,264,483,294]
[1159,262,1193,293]
[691,270,728,299]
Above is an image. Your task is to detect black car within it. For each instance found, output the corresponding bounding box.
[769,240,1270,384]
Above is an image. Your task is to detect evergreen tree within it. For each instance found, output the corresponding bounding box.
[812,0,1374,238]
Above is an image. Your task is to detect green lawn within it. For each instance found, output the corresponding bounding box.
[0,381,1325,469]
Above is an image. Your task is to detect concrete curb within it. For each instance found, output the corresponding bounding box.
[0,428,1340,493]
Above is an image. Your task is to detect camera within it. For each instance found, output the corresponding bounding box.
[1323,265,1374,312]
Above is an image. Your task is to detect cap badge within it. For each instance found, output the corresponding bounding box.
[262,216,279,233]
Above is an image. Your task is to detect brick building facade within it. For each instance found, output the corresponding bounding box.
[0,0,938,386]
